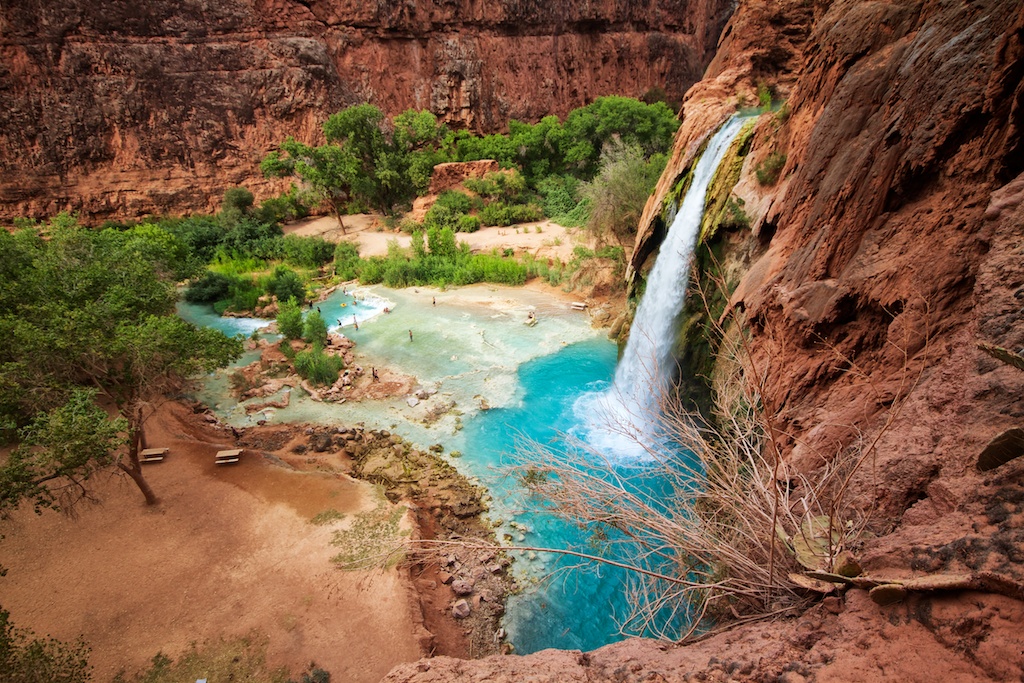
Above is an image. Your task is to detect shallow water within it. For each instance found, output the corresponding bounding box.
[183,284,680,651]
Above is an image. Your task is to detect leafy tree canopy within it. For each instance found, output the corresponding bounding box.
[0,216,242,510]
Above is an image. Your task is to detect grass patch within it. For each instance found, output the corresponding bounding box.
[113,634,295,683]
[329,504,409,570]
[310,509,345,526]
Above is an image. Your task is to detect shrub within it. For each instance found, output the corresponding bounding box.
[277,297,304,340]
[303,310,329,347]
[161,215,226,265]
[479,201,544,227]
[537,175,582,218]
[282,234,334,268]
[226,278,262,312]
[267,266,306,304]
[457,215,481,232]
[295,346,344,386]
[755,152,787,186]
[333,241,361,280]
[433,190,474,214]
[220,186,255,228]
[422,203,461,232]
[721,196,751,229]
[218,217,284,259]
[581,140,665,246]
[756,80,773,110]
[184,271,233,304]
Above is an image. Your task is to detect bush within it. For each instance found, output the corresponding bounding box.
[277,297,304,340]
[582,140,665,246]
[184,271,233,304]
[303,310,329,347]
[537,175,582,218]
[479,201,544,227]
[282,234,334,268]
[755,152,787,186]
[333,241,361,280]
[422,203,461,232]
[295,346,344,386]
[721,196,751,229]
[267,266,306,304]
[161,215,226,265]
[226,278,262,312]
[433,190,474,214]
[219,217,284,259]
[220,187,255,228]
[457,215,481,232]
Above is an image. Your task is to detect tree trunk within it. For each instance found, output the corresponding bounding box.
[120,414,158,505]
[332,203,347,234]
[118,459,159,506]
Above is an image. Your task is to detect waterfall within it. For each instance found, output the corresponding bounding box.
[580,116,747,459]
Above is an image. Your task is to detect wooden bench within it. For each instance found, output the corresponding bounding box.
[140,447,168,463]
[570,301,587,311]
[215,448,243,465]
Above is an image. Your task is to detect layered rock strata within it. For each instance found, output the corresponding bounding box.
[0,0,734,221]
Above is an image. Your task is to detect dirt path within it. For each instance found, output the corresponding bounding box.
[0,402,425,682]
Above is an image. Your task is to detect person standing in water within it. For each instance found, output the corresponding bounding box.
[409,329,413,342]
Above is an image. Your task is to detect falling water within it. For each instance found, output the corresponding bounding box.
[582,116,747,458]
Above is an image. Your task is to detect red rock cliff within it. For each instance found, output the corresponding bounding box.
[385,0,1024,680]
[0,0,734,221]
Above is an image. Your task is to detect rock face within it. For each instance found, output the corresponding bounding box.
[388,0,1024,680]
[634,0,1024,515]
[0,0,734,221]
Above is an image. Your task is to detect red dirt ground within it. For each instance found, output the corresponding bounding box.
[0,401,426,682]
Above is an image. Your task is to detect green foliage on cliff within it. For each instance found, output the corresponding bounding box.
[755,152,787,186]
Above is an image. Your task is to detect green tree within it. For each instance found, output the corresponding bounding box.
[220,187,256,228]
[0,220,242,509]
[268,266,306,305]
[262,139,357,233]
[562,96,679,177]
[333,241,361,280]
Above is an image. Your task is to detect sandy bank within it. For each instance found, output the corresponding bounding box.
[285,214,585,263]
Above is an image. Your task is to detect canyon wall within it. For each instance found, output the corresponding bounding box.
[387,0,1024,679]
[0,0,734,221]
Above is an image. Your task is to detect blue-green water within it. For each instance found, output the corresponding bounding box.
[176,286,390,340]
[459,337,684,653]
[181,287,687,653]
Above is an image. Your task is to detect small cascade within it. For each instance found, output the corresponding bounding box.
[582,116,747,458]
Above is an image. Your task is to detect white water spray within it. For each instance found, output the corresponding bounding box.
[581,116,748,459]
